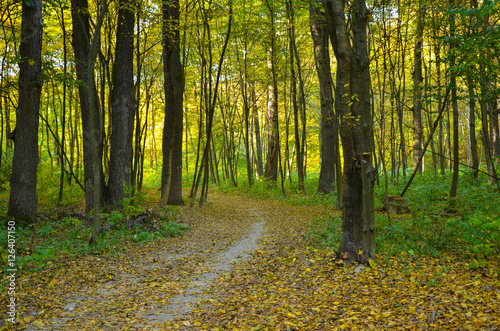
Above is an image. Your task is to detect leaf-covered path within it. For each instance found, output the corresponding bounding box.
[16,190,325,330]
[9,190,500,330]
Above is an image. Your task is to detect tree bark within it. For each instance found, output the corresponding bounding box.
[70,0,107,213]
[252,84,264,177]
[287,0,305,194]
[449,1,459,198]
[108,0,135,205]
[264,0,279,182]
[309,1,337,195]
[8,0,43,223]
[161,0,184,206]
[323,0,375,263]
[412,1,424,172]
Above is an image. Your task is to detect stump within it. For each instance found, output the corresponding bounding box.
[383,195,410,214]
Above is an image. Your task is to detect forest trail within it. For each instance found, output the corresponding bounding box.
[12,189,500,330]
[20,189,328,330]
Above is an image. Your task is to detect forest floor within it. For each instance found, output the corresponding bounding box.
[4,189,500,330]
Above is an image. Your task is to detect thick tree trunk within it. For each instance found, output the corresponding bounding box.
[8,0,43,223]
[70,0,107,213]
[108,0,135,205]
[309,1,336,195]
[323,0,375,263]
[161,0,184,206]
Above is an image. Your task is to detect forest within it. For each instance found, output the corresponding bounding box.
[1,0,500,329]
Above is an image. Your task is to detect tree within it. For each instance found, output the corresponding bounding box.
[323,0,375,263]
[263,0,280,182]
[8,0,43,223]
[161,0,184,206]
[70,0,107,213]
[412,0,424,172]
[108,0,136,205]
[309,0,339,197]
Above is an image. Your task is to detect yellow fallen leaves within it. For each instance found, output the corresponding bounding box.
[2,190,499,331]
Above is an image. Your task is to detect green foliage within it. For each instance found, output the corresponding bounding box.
[309,170,500,264]
[0,150,13,192]
[0,199,190,275]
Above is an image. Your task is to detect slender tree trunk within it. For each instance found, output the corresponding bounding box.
[490,98,500,157]
[449,2,459,198]
[287,0,305,194]
[161,0,184,206]
[132,6,142,194]
[57,3,68,204]
[264,0,279,182]
[108,0,135,205]
[8,0,43,223]
[252,84,264,177]
[412,1,424,172]
[467,78,479,179]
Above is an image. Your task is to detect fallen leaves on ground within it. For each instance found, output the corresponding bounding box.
[1,189,499,330]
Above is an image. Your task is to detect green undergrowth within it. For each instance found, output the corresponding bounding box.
[215,171,337,206]
[0,192,189,278]
[308,170,500,267]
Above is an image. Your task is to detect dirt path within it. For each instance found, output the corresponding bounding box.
[21,190,326,330]
[14,190,500,330]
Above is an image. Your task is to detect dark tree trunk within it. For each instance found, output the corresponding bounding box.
[467,78,479,179]
[412,1,424,172]
[286,0,306,194]
[309,1,337,195]
[70,0,107,213]
[449,1,459,198]
[8,0,43,223]
[264,0,279,182]
[108,0,135,205]
[252,84,264,177]
[323,0,375,264]
[161,0,184,206]
[490,99,500,157]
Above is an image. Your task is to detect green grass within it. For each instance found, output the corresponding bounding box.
[307,169,500,265]
[1,160,498,277]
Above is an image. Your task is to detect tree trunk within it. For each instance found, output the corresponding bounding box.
[8,0,43,223]
[412,1,424,172]
[252,84,264,177]
[449,2,459,198]
[70,0,107,213]
[323,0,375,263]
[467,78,479,179]
[161,0,184,206]
[309,1,336,195]
[264,0,279,182]
[108,0,135,205]
[287,0,305,194]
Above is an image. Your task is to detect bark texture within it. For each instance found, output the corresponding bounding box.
[8,0,43,223]
[309,1,337,195]
[70,0,107,212]
[264,1,279,182]
[323,0,375,263]
[109,0,136,204]
[161,0,184,206]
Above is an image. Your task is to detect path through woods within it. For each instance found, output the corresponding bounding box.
[21,190,327,330]
[14,190,500,330]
